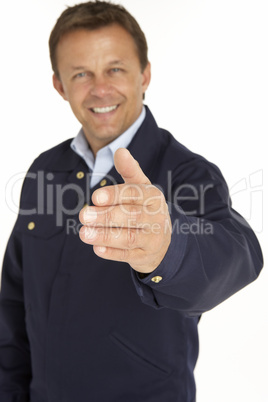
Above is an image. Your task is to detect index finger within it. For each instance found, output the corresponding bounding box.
[92,183,153,207]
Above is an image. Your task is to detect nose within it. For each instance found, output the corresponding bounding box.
[90,74,111,98]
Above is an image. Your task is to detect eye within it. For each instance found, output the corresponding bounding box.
[110,68,121,73]
[74,72,86,79]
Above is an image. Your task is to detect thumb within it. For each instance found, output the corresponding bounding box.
[114,148,151,184]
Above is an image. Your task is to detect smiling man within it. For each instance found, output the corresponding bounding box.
[0,1,263,402]
[53,25,151,155]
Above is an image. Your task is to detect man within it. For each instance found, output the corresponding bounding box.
[0,1,263,401]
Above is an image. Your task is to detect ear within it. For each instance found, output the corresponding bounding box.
[52,74,68,101]
[141,62,151,93]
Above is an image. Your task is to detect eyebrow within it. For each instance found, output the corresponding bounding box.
[70,66,87,71]
[108,60,125,66]
[70,60,126,71]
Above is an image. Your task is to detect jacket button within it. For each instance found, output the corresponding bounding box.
[28,222,35,231]
[100,179,107,187]
[151,276,163,283]
[76,171,85,179]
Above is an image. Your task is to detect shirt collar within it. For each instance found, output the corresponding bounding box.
[70,106,146,171]
[107,106,146,156]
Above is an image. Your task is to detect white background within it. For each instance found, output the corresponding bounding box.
[0,1,267,401]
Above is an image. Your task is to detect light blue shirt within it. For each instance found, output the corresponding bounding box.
[71,106,146,187]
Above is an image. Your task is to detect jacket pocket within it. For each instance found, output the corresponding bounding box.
[16,211,65,239]
[15,211,67,280]
[16,211,69,353]
[109,331,171,377]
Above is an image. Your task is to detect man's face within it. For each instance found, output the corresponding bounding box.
[53,24,151,155]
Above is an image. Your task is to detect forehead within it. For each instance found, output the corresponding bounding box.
[56,24,139,65]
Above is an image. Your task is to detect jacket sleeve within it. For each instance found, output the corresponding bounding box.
[131,159,263,315]
[0,223,31,401]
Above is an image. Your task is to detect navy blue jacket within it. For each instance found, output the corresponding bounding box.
[0,107,263,402]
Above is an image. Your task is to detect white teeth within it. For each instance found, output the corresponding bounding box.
[92,105,117,114]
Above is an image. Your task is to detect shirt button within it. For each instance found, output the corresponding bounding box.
[151,276,163,284]
[76,171,85,179]
[100,179,107,187]
[28,222,35,231]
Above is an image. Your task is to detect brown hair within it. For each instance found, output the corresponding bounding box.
[49,0,149,79]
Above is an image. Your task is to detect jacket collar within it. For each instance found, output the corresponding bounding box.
[50,106,163,184]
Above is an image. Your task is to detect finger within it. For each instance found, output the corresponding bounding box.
[80,204,147,228]
[92,245,164,274]
[91,182,162,207]
[114,148,151,185]
[93,245,146,266]
[79,226,142,250]
[79,225,162,251]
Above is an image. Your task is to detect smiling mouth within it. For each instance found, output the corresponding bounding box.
[90,105,118,114]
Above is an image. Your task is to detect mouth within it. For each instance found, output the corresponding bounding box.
[90,105,119,114]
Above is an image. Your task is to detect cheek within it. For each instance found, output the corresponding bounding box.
[122,80,142,101]
[117,74,140,93]
[68,86,89,107]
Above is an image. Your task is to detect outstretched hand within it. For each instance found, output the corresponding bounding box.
[79,148,171,274]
